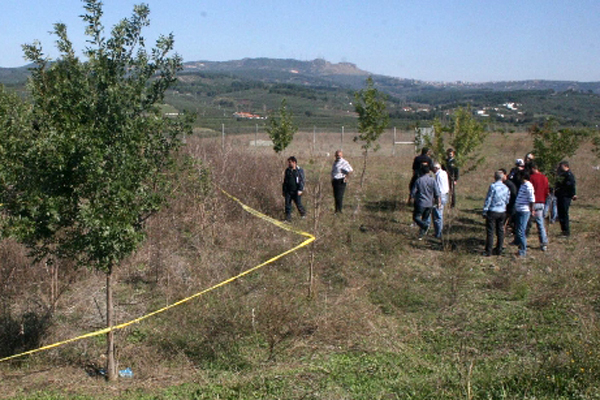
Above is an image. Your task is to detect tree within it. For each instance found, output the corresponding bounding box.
[0,1,190,381]
[353,76,389,187]
[428,106,487,174]
[529,119,590,180]
[266,98,297,153]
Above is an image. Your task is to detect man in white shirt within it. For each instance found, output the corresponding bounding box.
[331,150,353,213]
[432,162,450,239]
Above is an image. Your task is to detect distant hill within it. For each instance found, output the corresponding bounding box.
[181,58,600,96]
[3,58,600,129]
[4,57,600,95]
[0,65,31,86]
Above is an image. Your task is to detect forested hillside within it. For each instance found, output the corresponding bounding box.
[3,58,600,131]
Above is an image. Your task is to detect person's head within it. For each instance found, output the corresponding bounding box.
[530,161,539,172]
[515,158,525,169]
[494,170,504,181]
[420,164,430,175]
[499,168,508,181]
[335,150,343,160]
[421,147,430,156]
[287,156,298,168]
[521,171,531,182]
[433,162,441,172]
[446,148,455,158]
[525,152,535,162]
[559,161,570,171]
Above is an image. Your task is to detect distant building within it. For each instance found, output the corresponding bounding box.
[233,112,266,120]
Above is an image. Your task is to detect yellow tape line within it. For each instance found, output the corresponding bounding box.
[0,188,315,363]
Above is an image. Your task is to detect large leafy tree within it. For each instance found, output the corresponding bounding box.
[0,0,190,381]
[353,76,389,187]
[267,98,298,153]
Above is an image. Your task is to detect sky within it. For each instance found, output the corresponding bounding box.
[1,0,599,83]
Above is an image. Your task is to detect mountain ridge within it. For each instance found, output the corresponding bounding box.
[3,58,600,94]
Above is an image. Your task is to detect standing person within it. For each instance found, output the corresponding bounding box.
[508,159,525,190]
[412,147,434,174]
[444,148,459,208]
[554,161,577,237]
[482,170,511,256]
[500,168,518,234]
[528,162,550,251]
[408,147,433,203]
[524,152,535,174]
[331,150,353,214]
[282,156,306,222]
[513,172,535,257]
[410,164,441,240]
[432,162,449,239]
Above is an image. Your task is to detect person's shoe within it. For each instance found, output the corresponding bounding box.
[541,245,548,252]
[483,251,491,257]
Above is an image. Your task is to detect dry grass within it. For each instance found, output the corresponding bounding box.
[1,129,600,399]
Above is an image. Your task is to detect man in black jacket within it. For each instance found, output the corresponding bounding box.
[282,156,306,221]
[445,148,459,208]
[555,161,577,237]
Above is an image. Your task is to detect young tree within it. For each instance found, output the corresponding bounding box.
[0,1,190,381]
[267,98,298,153]
[529,119,590,181]
[353,76,389,187]
[428,106,487,174]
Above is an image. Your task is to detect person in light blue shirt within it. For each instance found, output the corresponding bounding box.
[482,170,511,256]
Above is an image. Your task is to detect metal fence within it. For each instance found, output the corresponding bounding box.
[196,124,424,157]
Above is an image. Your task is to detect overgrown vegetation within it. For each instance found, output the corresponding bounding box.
[1,129,599,399]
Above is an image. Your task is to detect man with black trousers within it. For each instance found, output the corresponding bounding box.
[331,150,353,214]
[282,156,306,222]
[555,161,577,237]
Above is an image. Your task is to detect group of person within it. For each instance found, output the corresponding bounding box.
[407,148,459,240]
[281,150,353,222]
[281,148,578,259]
[483,155,577,257]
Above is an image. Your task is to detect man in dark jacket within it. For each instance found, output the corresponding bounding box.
[282,156,306,221]
[444,148,459,208]
[410,164,441,240]
[555,161,577,237]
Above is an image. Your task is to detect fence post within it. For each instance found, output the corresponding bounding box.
[221,123,225,151]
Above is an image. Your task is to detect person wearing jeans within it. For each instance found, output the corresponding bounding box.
[410,164,440,240]
[513,172,535,257]
[482,170,511,256]
[432,162,449,239]
[529,163,549,251]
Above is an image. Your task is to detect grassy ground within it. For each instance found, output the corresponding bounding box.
[1,130,600,399]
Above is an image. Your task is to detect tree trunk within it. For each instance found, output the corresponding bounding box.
[106,266,117,382]
[360,149,368,188]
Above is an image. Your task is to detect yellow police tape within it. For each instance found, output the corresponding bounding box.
[0,188,315,363]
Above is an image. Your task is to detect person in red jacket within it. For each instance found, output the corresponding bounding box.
[528,162,549,251]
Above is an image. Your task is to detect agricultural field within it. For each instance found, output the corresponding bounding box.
[1,130,600,399]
